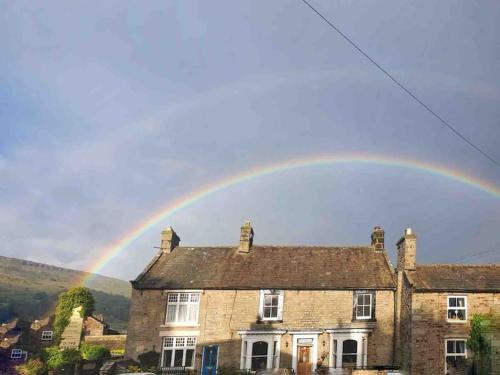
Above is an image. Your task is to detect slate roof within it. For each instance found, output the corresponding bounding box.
[409,264,500,292]
[132,246,396,290]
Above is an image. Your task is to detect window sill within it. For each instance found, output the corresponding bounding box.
[256,319,283,324]
[352,318,377,323]
[447,319,467,324]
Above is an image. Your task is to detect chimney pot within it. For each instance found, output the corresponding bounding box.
[238,221,254,253]
[161,226,180,254]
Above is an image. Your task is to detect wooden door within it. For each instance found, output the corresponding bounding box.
[297,346,312,375]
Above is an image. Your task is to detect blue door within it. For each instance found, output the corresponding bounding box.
[202,345,219,375]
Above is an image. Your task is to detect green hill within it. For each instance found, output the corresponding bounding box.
[0,255,131,332]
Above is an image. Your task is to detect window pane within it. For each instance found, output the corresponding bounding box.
[456,310,466,320]
[447,341,455,354]
[357,295,363,305]
[185,349,194,367]
[252,341,268,356]
[168,293,178,303]
[449,298,457,307]
[252,357,267,371]
[456,341,465,354]
[271,307,278,317]
[356,306,364,317]
[343,340,357,354]
[364,306,371,317]
[180,293,189,302]
[364,294,371,305]
[167,305,177,322]
[174,350,183,366]
[457,298,465,307]
[178,304,188,321]
[163,350,173,367]
[188,305,197,322]
[446,356,467,371]
[264,307,271,318]
[272,295,279,305]
[342,354,357,364]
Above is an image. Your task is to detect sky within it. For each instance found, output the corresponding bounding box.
[0,0,499,280]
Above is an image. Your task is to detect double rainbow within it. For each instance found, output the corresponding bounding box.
[81,153,499,283]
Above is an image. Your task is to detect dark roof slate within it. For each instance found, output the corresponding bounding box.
[132,246,396,290]
[409,265,500,292]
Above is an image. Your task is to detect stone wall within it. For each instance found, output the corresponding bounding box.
[126,289,395,371]
[408,292,500,375]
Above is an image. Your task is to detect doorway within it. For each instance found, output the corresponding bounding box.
[297,345,312,375]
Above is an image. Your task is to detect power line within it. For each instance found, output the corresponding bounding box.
[300,0,500,169]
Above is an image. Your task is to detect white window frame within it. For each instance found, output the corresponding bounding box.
[259,290,284,321]
[165,291,201,326]
[161,336,197,369]
[238,331,285,370]
[11,349,23,359]
[445,339,467,374]
[355,293,373,320]
[41,330,53,341]
[327,329,370,370]
[447,296,467,323]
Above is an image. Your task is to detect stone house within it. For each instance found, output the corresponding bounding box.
[126,223,398,374]
[395,229,500,375]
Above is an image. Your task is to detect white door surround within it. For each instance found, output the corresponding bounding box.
[291,331,321,373]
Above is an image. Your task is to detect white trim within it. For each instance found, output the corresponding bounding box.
[355,293,372,320]
[291,333,319,373]
[290,330,323,334]
[160,336,197,369]
[447,296,467,323]
[239,333,282,370]
[159,330,200,337]
[41,330,53,341]
[329,331,368,369]
[258,290,284,321]
[165,291,201,325]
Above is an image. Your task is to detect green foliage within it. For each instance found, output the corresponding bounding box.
[16,358,46,375]
[137,351,160,369]
[467,314,491,375]
[218,367,251,375]
[80,343,111,361]
[42,347,81,370]
[54,287,95,340]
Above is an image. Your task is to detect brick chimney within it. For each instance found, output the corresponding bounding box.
[397,228,416,271]
[161,226,180,254]
[238,221,254,253]
[371,226,385,251]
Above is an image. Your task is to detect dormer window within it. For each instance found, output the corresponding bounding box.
[259,290,284,321]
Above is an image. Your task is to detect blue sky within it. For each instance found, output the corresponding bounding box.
[0,1,499,279]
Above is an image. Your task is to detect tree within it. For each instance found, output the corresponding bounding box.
[54,287,95,340]
[16,358,46,375]
[467,314,491,375]
[80,343,110,360]
[42,347,81,370]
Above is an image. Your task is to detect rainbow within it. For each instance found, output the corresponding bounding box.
[81,153,500,283]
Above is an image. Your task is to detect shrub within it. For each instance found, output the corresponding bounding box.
[42,346,81,370]
[137,351,160,370]
[80,343,111,360]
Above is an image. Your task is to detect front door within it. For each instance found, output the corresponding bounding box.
[297,346,312,375]
[202,345,219,375]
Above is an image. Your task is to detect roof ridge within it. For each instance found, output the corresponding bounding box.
[176,245,373,249]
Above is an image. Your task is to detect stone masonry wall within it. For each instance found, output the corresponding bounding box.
[409,292,500,375]
[126,289,395,371]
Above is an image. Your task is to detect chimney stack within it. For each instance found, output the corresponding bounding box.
[161,227,180,254]
[238,221,254,253]
[371,226,385,251]
[397,228,416,271]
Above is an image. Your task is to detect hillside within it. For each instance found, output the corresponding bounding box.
[0,255,131,332]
